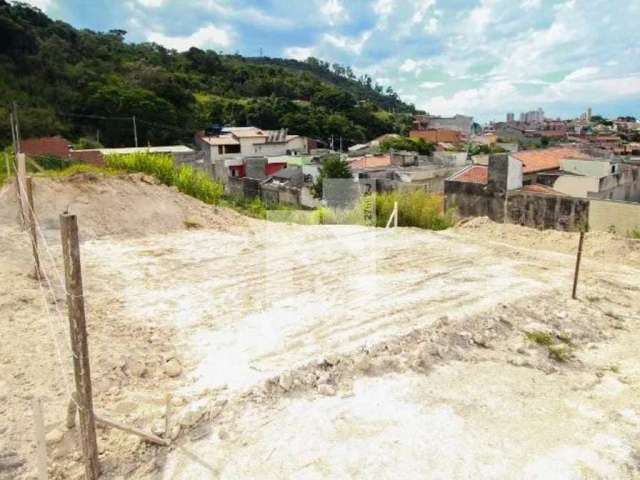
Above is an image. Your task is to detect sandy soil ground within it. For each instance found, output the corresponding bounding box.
[1,175,639,479]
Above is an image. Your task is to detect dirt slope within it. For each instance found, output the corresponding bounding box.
[0,173,249,241]
[1,176,639,479]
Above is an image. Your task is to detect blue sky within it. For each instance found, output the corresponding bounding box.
[25,0,640,122]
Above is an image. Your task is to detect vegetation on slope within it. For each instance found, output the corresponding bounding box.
[0,1,415,149]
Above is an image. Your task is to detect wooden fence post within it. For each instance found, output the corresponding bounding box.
[32,397,48,480]
[60,214,100,480]
[26,177,42,280]
[572,231,585,300]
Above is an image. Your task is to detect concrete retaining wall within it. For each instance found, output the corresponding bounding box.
[589,200,640,235]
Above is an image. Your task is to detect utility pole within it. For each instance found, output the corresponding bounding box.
[132,116,138,148]
[60,214,100,480]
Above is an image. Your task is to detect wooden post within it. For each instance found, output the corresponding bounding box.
[26,177,42,280]
[572,231,585,300]
[60,214,100,480]
[16,153,27,227]
[393,201,398,228]
[32,397,48,480]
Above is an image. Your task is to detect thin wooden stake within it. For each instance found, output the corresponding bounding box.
[60,214,100,480]
[393,201,398,228]
[32,397,48,480]
[16,153,27,227]
[26,177,42,280]
[95,415,169,447]
[572,231,585,300]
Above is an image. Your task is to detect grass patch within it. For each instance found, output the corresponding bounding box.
[37,163,124,177]
[106,152,223,205]
[374,191,455,230]
[548,344,572,362]
[630,229,640,239]
[526,331,554,346]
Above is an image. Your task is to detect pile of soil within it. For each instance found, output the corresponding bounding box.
[0,173,249,241]
[455,216,640,267]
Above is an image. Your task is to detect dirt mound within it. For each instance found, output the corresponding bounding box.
[455,216,640,267]
[0,173,249,241]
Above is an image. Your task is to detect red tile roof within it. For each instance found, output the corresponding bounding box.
[348,154,391,169]
[512,147,587,174]
[521,183,561,195]
[449,165,488,184]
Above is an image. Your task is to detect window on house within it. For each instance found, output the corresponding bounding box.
[226,144,241,154]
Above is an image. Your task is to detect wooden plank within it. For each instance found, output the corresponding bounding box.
[60,214,100,480]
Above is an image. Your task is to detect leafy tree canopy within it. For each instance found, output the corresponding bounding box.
[313,154,352,199]
[0,1,415,148]
[379,136,436,155]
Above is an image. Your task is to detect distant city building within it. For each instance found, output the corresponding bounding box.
[587,107,592,122]
[518,108,545,124]
[506,112,515,123]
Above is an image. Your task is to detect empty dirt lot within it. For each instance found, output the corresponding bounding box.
[1,175,639,479]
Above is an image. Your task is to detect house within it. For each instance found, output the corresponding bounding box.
[445,153,590,231]
[197,126,311,183]
[510,147,590,183]
[536,158,640,202]
[413,114,473,136]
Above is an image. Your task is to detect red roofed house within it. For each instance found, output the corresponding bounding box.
[444,150,596,231]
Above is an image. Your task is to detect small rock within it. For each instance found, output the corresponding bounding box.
[218,430,229,441]
[151,421,165,437]
[169,425,181,440]
[278,372,294,391]
[45,428,65,445]
[317,372,331,385]
[317,384,336,396]
[163,359,182,378]
[325,354,340,366]
[180,402,208,428]
[354,355,371,372]
[125,358,147,378]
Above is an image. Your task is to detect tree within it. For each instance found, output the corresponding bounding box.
[380,136,436,155]
[312,155,352,199]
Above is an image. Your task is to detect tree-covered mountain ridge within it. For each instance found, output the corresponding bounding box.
[0,1,417,148]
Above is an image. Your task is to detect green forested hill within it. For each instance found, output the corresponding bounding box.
[0,1,416,148]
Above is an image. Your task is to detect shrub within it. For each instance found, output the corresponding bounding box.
[374,190,454,230]
[630,229,640,239]
[106,152,223,205]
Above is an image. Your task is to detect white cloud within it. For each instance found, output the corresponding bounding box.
[201,0,293,28]
[464,0,497,35]
[564,66,599,81]
[424,17,439,33]
[419,81,444,89]
[319,0,348,26]
[522,0,541,10]
[373,0,394,17]
[399,58,433,75]
[284,46,315,61]
[322,31,372,55]
[147,24,232,51]
[23,0,54,11]
[137,0,165,7]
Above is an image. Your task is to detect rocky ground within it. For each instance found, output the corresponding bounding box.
[1,175,639,479]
